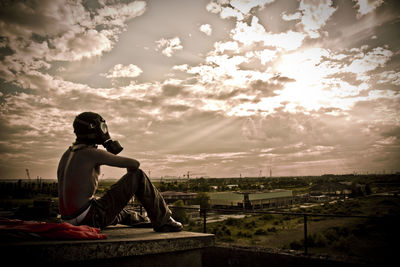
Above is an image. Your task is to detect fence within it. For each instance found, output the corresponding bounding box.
[168,205,383,255]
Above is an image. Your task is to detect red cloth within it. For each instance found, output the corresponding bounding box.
[0,217,107,240]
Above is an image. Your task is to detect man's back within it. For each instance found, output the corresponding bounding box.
[57,145,99,218]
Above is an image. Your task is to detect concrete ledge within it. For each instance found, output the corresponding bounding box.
[0,226,214,265]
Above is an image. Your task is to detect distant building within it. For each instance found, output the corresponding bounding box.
[161,191,198,204]
[209,190,293,210]
[310,182,352,197]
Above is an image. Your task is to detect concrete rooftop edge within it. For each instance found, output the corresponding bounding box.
[0,227,215,264]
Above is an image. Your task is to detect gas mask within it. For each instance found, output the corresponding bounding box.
[74,117,123,155]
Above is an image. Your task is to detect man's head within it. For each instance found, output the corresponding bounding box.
[73,112,109,145]
[73,112,123,154]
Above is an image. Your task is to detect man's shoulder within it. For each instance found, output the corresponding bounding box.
[78,146,111,156]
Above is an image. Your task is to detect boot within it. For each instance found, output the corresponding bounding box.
[154,217,183,232]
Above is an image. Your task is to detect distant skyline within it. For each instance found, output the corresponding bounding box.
[0,0,399,179]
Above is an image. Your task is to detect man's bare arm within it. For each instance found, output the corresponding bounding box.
[91,148,140,171]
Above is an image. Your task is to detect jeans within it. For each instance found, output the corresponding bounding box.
[81,169,171,229]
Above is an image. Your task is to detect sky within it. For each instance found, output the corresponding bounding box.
[0,0,399,180]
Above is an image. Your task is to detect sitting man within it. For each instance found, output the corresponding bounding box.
[57,111,182,232]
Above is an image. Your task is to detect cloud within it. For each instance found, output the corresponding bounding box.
[0,0,147,94]
[250,79,281,97]
[231,17,306,50]
[206,2,222,14]
[200,24,212,36]
[298,0,337,38]
[238,106,399,173]
[0,0,91,38]
[47,29,114,61]
[94,1,147,27]
[230,0,275,14]
[213,41,239,53]
[282,11,302,21]
[155,37,183,57]
[172,64,189,72]
[206,0,275,21]
[377,71,400,86]
[254,49,277,65]
[102,64,143,78]
[353,0,384,17]
[220,6,244,20]
[0,1,146,64]
[172,35,395,119]
[346,47,393,76]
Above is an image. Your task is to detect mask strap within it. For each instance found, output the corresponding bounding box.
[75,133,97,139]
[75,118,98,128]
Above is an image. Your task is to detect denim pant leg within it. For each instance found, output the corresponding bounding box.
[92,168,171,228]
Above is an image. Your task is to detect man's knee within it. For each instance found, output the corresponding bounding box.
[126,168,145,182]
[127,166,141,173]
[127,168,143,175]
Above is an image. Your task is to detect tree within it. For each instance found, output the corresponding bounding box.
[195,192,211,209]
[172,200,189,224]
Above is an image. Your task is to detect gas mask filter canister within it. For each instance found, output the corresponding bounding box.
[103,139,123,155]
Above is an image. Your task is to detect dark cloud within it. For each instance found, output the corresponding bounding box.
[162,84,186,97]
[0,0,74,36]
[318,0,400,51]
[382,127,400,141]
[0,38,13,60]
[316,107,344,114]
[325,71,362,85]
[203,75,295,101]
[250,79,281,97]
[207,89,240,100]
[163,104,191,112]
[0,119,33,140]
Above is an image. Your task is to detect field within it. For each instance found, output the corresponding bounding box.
[185,195,400,264]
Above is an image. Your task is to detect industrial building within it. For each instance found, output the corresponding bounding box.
[209,190,293,210]
[160,191,198,204]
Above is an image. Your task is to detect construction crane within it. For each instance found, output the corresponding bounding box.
[25,169,31,181]
[183,171,191,180]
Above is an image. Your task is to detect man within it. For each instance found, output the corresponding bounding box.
[57,112,182,232]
